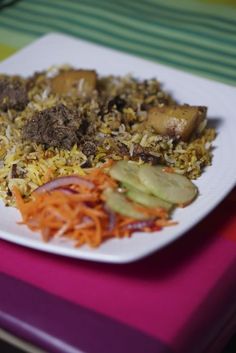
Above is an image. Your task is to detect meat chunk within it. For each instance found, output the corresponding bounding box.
[51,70,97,95]
[147,105,207,141]
[82,141,97,157]
[117,143,129,156]
[132,143,159,164]
[11,164,18,178]
[107,96,126,112]
[0,76,28,111]
[23,104,82,149]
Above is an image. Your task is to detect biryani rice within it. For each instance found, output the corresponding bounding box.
[0,67,216,205]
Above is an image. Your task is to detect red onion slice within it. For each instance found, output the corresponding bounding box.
[75,217,93,230]
[107,210,116,231]
[55,187,79,195]
[123,219,155,231]
[34,176,94,194]
[104,205,116,231]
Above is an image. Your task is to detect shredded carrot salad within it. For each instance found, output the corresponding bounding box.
[13,161,175,247]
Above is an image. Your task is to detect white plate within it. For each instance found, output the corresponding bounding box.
[0,33,236,264]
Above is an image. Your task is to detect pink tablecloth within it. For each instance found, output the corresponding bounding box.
[0,189,236,353]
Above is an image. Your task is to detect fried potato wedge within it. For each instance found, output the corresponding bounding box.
[51,69,97,95]
[147,105,207,141]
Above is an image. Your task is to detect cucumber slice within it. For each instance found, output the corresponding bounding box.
[103,189,148,220]
[138,165,198,205]
[109,160,149,193]
[126,186,173,211]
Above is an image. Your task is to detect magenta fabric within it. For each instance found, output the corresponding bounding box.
[1,273,169,353]
[1,189,236,353]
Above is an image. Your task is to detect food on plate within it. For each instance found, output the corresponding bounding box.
[109,160,197,206]
[125,185,173,211]
[13,162,177,247]
[104,188,150,220]
[0,65,216,247]
[13,160,198,247]
[147,105,207,141]
[51,69,97,95]
[0,75,28,111]
[0,66,216,206]
[109,160,149,192]
[138,164,197,206]
[23,104,81,150]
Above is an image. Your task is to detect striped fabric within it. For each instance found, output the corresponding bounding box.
[0,0,236,85]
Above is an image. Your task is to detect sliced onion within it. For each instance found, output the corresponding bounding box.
[107,209,116,231]
[55,187,78,195]
[75,216,93,230]
[123,219,155,231]
[53,223,69,238]
[103,205,116,231]
[34,176,94,194]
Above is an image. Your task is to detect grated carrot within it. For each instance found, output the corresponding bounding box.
[13,165,172,247]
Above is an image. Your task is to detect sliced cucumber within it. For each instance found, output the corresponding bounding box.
[138,165,198,205]
[109,160,149,193]
[126,185,173,211]
[103,188,148,220]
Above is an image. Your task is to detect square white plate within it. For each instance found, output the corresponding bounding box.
[0,33,235,264]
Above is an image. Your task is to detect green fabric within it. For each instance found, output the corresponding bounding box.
[0,0,235,85]
[0,42,17,60]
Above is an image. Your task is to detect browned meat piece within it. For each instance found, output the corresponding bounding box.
[107,96,126,112]
[26,71,44,91]
[132,143,145,156]
[10,163,25,178]
[81,159,92,168]
[132,143,159,164]
[147,105,207,141]
[11,164,18,178]
[117,143,129,156]
[23,104,82,150]
[51,70,97,95]
[82,141,97,157]
[0,76,28,111]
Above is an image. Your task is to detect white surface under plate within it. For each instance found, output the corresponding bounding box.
[0,33,236,264]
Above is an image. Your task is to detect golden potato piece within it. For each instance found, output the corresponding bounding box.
[147,105,207,141]
[51,69,97,95]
